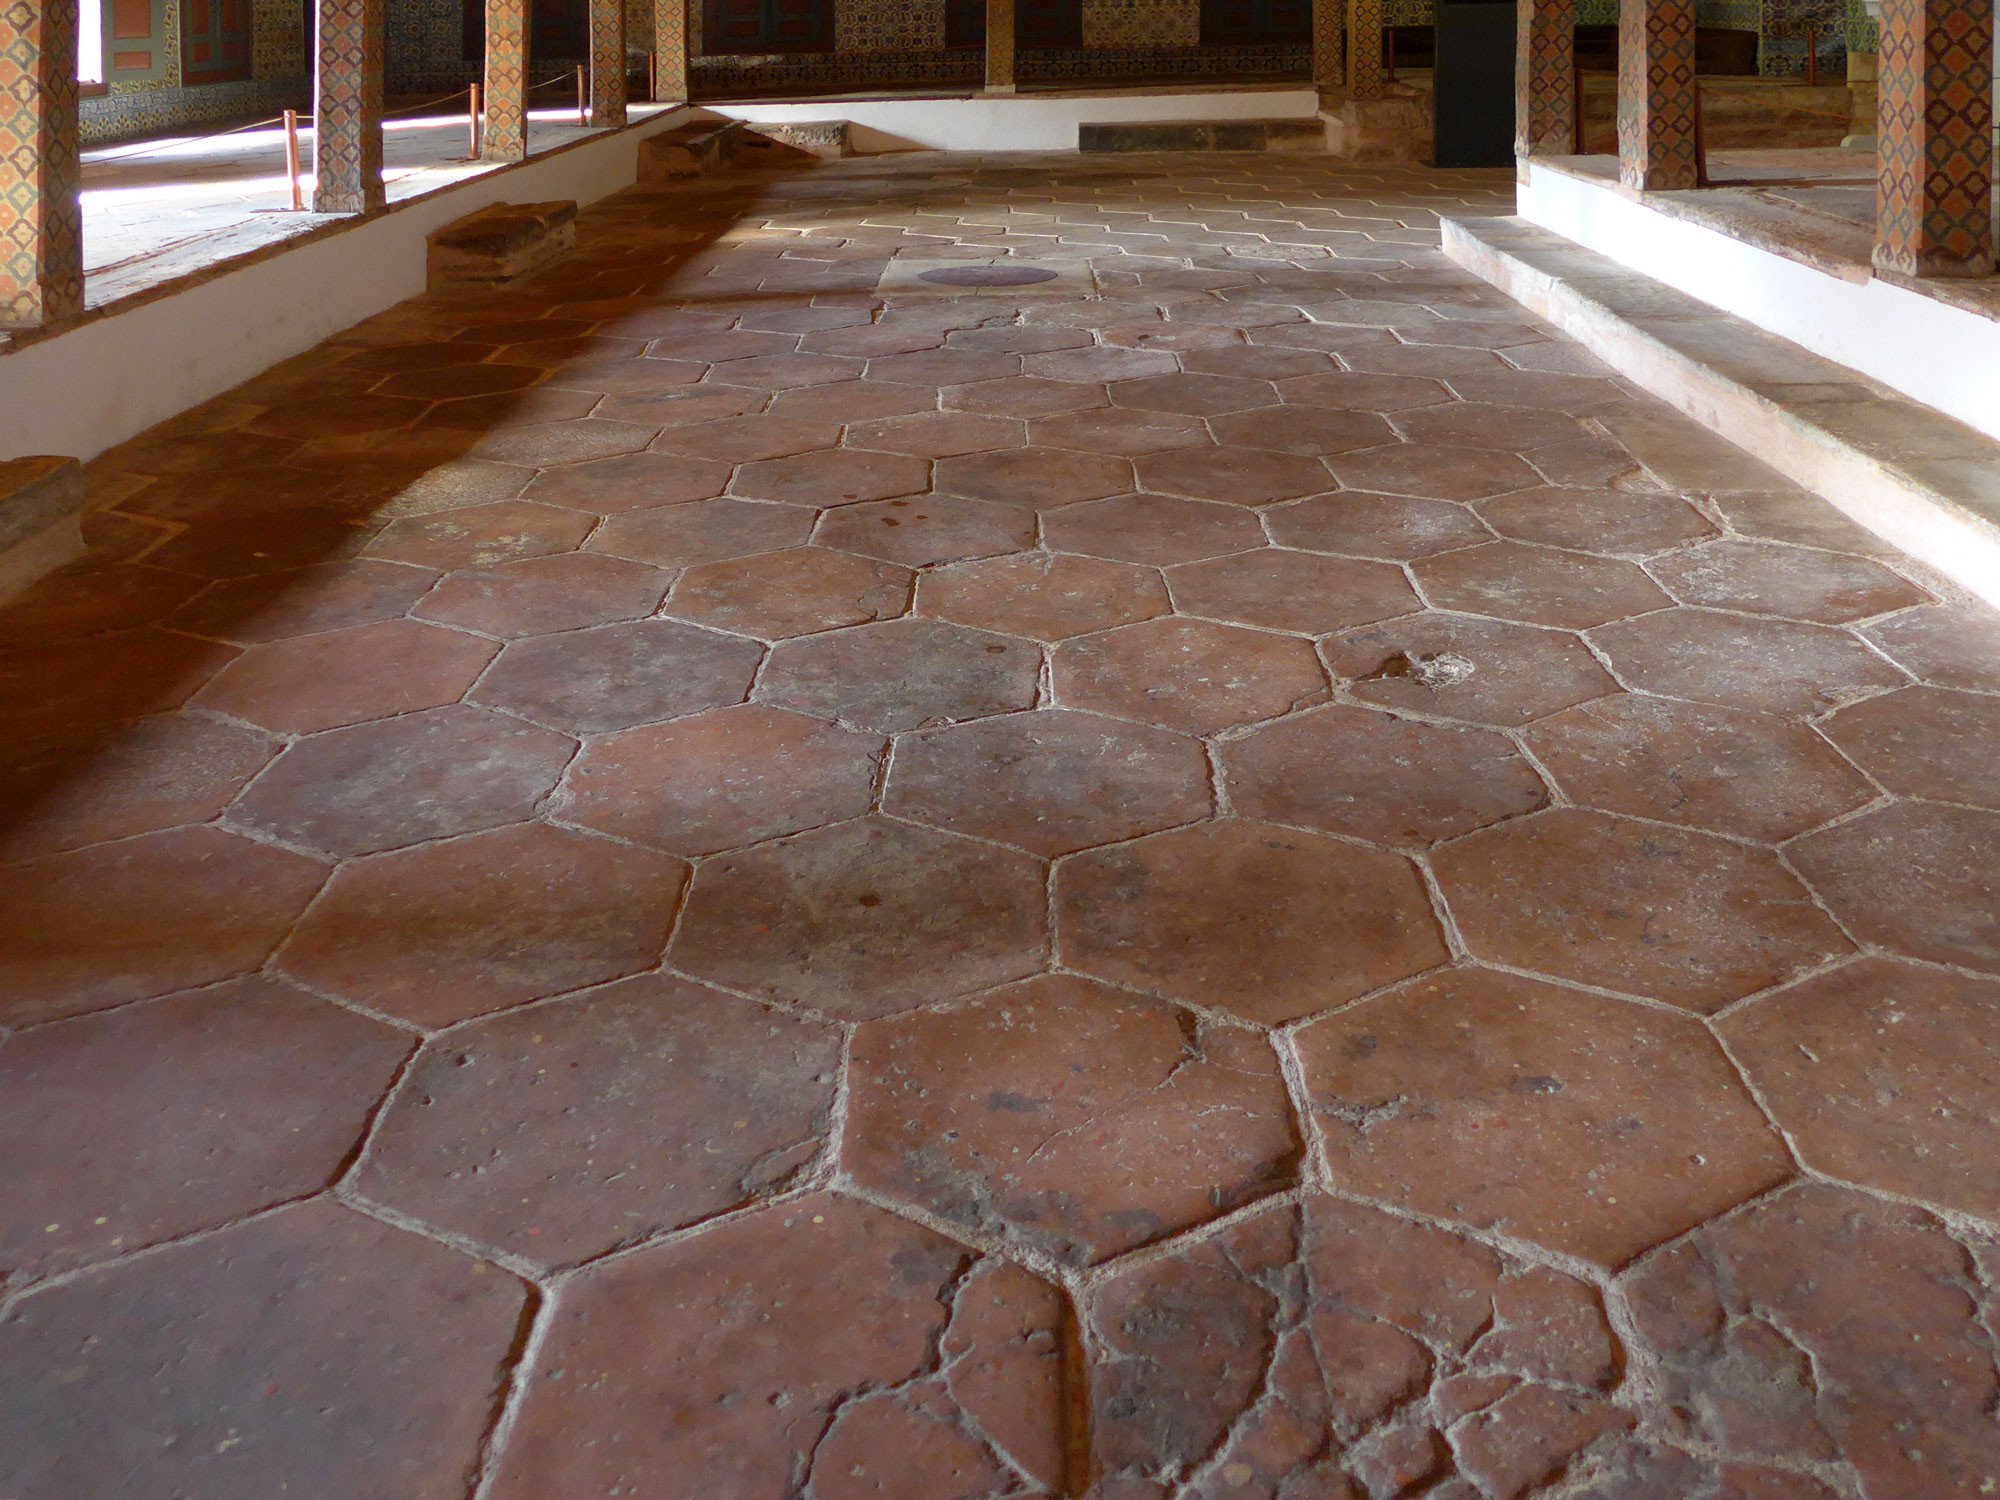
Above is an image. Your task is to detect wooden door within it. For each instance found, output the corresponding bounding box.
[183,0,252,84]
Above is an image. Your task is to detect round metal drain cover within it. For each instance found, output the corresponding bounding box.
[918,264,1061,287]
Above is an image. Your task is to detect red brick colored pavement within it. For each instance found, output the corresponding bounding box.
[1,151,1996,1499]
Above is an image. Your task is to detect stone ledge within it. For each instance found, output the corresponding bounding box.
[1443,213,2000,608]
[638,118,750,180]
[1079,117,1327,153]
[0,456,87,602]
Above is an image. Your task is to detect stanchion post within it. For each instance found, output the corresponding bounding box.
[469,82,482,156]
[576,64,586,125]
[1804,23,1818,85]
[284,108,303,210]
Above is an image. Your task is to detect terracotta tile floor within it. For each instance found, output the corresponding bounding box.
[3,151,2000,1499]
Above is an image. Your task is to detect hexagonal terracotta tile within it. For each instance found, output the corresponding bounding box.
[559,702,878,859]
[364,500,593,571]
[0,1202,527,1500]
[868,348,1020,386]
[231,704,574,857]
[0,976,406,1279]
[1134,446,1333,507]
[708,351,859,388]
[1326,444,1542,502]
[483,1195,1064,1499]
[1277,371,1454,412]
[1180,343,1336,380]
[0,565,197,650]
[170,559,438,645]
[1393,402,1586,451]
[355,974,838,1267]
[1296,966,1791,1266]
[847,410,1024,458]
[812,495,1034,567]
[672,817,1047,1020]
[1588,609,1908,717]
[917,551,1170,640]
[588,496,815,569]
[1085,1194,1629,1497]
[758,618,1040,734]
[933,447,1134,509]
[1224,703,1546,848]
[887,707,1211,856]
[1621,1184,2000,1498]
[1862,603,2000,692]
[1476,485,1715,557]
[944,373,1109,418]
[519,452,734,513]
[1819,686,2000,809]
[415,552,673,637]
[846,975,1297,1264]
[1055,617,1327,734]
[1266,490,1493,560]
[1524,694,1872,842]
[733,448,931,506]
[1110,371,1279,416]
[651,415,841,464]
[277,822,682,1026]
[193,618,497,734]
[472,417,658,467]
[1029,407,1210,456]
[0,714,279,862]
[1723,957,2000,1221]
[1324,613,1617,727]
[1207,405,1398,457]
[1058,819,1446,1025]
[0,826,326,1028]
[664,547,911,640]
[1650,540,1929,624]
[1043,492,1266,566]
[1168,549,1419,635]
[1433,807,1852,1011]
[1414,540,1673,630]
[470,619,761,733]
[772,379,937,424]
[1789,801,2000,974]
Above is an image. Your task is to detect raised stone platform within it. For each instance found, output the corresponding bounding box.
[426,200,577,287]
[1443,212,2000,608]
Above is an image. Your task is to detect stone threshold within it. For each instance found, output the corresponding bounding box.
[1443,212,2000,609]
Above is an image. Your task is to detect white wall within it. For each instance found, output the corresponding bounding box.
[0,107,694,465]
[1518,161,2000,444]
[710,88,1324,154]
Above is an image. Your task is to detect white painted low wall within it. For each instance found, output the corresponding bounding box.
[1518,160,2000,444]
[0,107,694,465]
[710,89,1323,154]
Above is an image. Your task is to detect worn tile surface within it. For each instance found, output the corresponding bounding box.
[2,149,1993,1499]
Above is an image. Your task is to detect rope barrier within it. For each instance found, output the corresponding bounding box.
[85,110,294,166]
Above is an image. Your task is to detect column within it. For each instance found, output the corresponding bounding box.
[1516,0,1578,158]
[1313,0,1340,89]
[589,0,628,127]
[654,0,688,101]
[1616,0,1701,189]
[484,0,529,160]
[312,0,385,213]
[0,0,85,327]
[986,0,1016,92]
[1873,0,1995,277]
[1346,0,1386,99]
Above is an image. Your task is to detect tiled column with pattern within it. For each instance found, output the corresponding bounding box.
[653,0,687,101]
[483,0,529,161]
[1617,0,1702,189]
[312,0,385,213]
[1873,0,1994,276]
[589,0,627,127]
[0,0,84,327]
[1345,0,1386,98]
[986,0,1016,92]
[1516,0,1578,157]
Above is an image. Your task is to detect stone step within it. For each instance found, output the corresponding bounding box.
[0,455,86,601]
[1078,117,1327,153]
[426,200,578,288]
[1442,213,2000,609]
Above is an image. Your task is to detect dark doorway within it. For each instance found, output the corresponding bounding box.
[1199,0,1312,47]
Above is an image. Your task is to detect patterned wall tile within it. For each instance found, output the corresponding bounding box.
[838,0,948,50]
[1083,0,1199,50]
[313,0,386,212]
[1618,0,1702,189]
[590,0,628,124]
[1516,0,1578,154]
[1347,0,1387,94]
